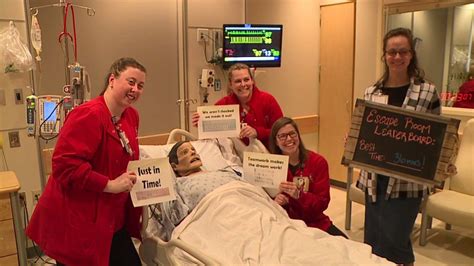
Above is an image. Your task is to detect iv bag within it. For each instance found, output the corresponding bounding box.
[0,21,35,73]
[30,14,42,61]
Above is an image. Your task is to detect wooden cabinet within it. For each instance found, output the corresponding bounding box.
[0,194,18,266]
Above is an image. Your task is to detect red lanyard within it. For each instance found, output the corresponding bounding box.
[111,116,133,156]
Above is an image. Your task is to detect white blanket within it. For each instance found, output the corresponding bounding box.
[170,181,392,265]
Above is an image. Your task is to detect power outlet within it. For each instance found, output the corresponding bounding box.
[31,190,41,206]
[197,28,209,42]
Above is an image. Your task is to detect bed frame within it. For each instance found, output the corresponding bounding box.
[40,116,320,265]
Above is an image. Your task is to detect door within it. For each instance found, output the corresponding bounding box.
[319,2,355,183]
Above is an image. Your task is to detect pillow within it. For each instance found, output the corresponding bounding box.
[139,139,230,172]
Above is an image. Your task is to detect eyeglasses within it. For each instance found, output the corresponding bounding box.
[277,131,298,141]
[385,49,411,57]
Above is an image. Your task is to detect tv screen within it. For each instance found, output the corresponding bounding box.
[223,24,283,69]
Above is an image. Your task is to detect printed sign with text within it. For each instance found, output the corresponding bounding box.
[127,158,176,207]
[197,105,240,139]
[243,152,289,188]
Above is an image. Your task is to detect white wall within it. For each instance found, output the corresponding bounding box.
[186,0,245,136]
[246,0,319,118]
[354,0,383,102]
[0,0,43,227]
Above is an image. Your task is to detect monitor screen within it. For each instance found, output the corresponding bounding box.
[223,24,283,69]
[43,101,57,121]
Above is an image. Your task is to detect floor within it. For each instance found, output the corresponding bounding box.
[327,186,474,266]
[29,186,474,265]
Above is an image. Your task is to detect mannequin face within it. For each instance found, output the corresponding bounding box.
[172,142,202,176]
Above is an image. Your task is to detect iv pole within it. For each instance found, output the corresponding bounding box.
[26,0,95,190]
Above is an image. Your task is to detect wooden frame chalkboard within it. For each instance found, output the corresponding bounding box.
[342,99,460,186]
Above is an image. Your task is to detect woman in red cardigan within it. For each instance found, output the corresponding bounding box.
[26,58,146,266]
[269,117,347,238]
[193,63,283,148]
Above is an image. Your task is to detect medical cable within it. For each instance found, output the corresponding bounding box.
[201,32,217,64]
[21,196,55,265]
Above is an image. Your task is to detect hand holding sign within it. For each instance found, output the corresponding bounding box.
[342,99,460,186]
[243,152,289,188]
[104,171,137,193]
[128,158,177,207]
[197,105,240,139]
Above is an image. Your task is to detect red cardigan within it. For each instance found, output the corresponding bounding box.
[284,151,332,231]
[25,96,142,266]
[216,86,283,147]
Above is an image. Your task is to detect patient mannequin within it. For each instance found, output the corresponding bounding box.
[153,141,242,239]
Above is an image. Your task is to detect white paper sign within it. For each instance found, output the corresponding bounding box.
[127,158,176,207]
[197,105,240,139]
[243,152,289,188]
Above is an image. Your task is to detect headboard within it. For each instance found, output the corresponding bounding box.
[40,115,320,179]
[41,133,172,179]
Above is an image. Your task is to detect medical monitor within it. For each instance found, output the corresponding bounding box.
[222,24,283,69]
[43,101,57,121]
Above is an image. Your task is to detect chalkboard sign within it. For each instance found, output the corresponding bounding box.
[342,99,460,186]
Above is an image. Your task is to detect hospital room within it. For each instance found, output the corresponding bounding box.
[0,0,473,265]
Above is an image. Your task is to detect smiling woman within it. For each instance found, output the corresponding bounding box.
[268,117,347,239]
[25,57,147,266]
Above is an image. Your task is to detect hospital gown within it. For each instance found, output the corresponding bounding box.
[150,169,242,240]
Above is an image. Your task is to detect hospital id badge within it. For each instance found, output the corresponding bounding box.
[294,176,309,192]
[371,94,388,104]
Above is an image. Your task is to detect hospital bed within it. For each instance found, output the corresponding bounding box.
[138,129,268,265]
[137,129,391,265]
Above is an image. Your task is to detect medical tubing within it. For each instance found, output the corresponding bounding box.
[60,3,78,63]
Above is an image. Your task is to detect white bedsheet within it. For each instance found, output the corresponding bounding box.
[170,181,392,265]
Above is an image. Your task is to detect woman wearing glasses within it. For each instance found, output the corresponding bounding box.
[269,117,347,237]
[356,28,441,266]
[26,58,146,266]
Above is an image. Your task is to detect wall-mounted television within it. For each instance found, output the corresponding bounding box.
[222,24,283,69]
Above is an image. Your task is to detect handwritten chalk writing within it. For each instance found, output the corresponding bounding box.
[404,117,431,135]
[407,132,435,145]
[366,109,399,127]
[358,139,376,152]
[368,152,385,161]
[373,125,408,142]
[142,179,161,189]
[393,152,423,168]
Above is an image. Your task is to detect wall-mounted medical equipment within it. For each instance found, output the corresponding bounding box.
[68,62,91,107]
[37,95,62,135]
[222,24,283,69]
[26,95,37,136]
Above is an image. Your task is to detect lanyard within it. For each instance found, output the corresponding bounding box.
[111,116,133,156]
